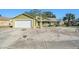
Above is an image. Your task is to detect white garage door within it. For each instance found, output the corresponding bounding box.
[15,21,32,28]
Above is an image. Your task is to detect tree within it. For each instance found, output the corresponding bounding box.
[63,17,67,21]
[24,9,56,20]
[42,11,56,19]
[28,9,41,17]
[63,13,75,26]
[24,9,42,20]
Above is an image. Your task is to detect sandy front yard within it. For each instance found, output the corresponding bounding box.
[0,27,79,49]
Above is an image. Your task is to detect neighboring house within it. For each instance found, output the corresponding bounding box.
[76,20,79,25]
[64,19,76,26]
[73,20,79,26]
[11,14,58,28]
[0,16,12,27]
[59,21,64,26]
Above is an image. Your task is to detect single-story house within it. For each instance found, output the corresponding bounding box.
[76,20,79,25]
[36,18,58,28]
[59,21,64,26]
[12,14,36,28]
[11,14,58,28]
[0,16,12,27]
[64,19,77,26]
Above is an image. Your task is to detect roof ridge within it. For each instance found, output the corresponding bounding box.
[22,14,34,19]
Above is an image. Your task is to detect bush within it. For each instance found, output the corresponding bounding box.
[77,24,79,26]
[64,22,69,26]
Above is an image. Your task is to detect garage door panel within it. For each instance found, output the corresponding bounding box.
[15,21,32,28]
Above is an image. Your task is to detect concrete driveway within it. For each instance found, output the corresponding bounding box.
[0,28,79,49]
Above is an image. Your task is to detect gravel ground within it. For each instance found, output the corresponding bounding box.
[0,27,79,49]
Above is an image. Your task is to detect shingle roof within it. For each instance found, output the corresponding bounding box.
[38,18,57,22]
[47,18,57,21]
[0,16,10,21]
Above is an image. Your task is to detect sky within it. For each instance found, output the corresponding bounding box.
[0,9,79,20]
